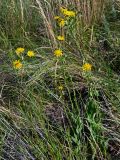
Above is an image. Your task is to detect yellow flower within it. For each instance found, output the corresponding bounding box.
[27,50,35,57]
[60,7,75,17]
[58,85,63,90]
[65,10,75,17]
[54,16,60,20]
[54,16,65,27]
[54,49,63,57]
[82,63,92,72]
[57,35,65,41]
[59,19,65,27]
[13,60,22,69]
[15,47,25,55]
[60,7,68,13]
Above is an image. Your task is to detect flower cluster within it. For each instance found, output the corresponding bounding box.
[54,7,75,28]
[54,7,92,72]
[54,7,76,58]
[13,47,35,69]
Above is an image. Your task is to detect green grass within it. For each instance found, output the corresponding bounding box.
[0,0,120,160]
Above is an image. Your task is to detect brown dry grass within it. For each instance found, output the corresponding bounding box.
[35,0,106,48]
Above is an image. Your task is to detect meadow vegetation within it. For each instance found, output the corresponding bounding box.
[0,0,120,160]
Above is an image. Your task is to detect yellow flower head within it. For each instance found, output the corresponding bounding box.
[58,85,63,91]
[57,35,65,41]
[60,7,75,17]
[54,15,65,27]
[82,63,92,72]
[27,50,35,57]
[54,49,63,57]
[59,19,65,27]
[13,60,22,69]
[15,47,25,55]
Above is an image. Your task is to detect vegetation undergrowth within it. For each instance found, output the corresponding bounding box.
[0,0,120,160]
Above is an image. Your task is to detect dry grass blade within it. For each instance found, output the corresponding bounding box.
[35,0,57,48]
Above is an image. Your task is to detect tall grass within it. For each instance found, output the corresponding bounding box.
[0,0,120,160]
